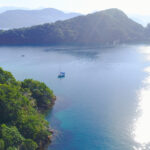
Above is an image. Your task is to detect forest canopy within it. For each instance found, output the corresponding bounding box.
[0,67,55,150]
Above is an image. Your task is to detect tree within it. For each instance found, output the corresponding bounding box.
[0,68,17,85]
[6,147,17,150]
[1,124,24,148]
[0,84,30,124]
[0,139,5,150]
[20,139,38,150]
[0,68,54,149]
[21,79,55,109]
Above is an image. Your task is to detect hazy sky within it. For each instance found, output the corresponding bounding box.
[0,0,150,15]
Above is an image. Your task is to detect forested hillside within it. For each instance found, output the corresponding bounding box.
[0,68,55,150]
[0,8,147,46]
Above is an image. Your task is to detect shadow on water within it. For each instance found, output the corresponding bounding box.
[44,46,100,60]
[43,45,130,61]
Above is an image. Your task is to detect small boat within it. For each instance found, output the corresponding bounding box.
[58,72,65,78]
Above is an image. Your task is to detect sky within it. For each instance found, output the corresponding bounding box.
[0,0,150,15]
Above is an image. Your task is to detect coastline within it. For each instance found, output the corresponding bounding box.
[38,96,57,150]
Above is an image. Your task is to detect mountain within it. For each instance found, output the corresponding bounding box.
[144,23,150,40]
[0,8,146,46]
[0,6,29,13]
[0,8,81,29]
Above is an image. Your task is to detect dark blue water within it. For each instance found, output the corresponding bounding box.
[0,45,149,150]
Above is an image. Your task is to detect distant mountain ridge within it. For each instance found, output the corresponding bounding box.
[0,6,29,13]
[0,8,149,46]
[0,8,81,29]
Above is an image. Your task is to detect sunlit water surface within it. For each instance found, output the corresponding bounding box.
[133,47,150,150]
[0,45,150,150]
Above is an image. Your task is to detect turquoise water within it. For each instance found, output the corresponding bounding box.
[0,45,149,150]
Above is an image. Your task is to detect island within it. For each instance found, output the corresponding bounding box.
[0,67,56,150]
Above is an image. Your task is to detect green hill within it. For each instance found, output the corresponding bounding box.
[0,8,145,46]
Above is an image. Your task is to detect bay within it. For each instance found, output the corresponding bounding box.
[0,45,149,150]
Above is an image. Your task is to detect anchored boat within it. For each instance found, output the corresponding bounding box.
[58,72,65,78]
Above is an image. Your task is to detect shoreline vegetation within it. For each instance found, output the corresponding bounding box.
[0,67,56,150]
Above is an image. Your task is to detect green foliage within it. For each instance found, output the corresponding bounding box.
[1,124,24,148]
[0,68,54,150]
[0,139,5,150]
[17,112,49,142]
[0,84,30,124]
[20,139,37,150]
[0,68,17,85]
[6,147,17,150]
[21,79,54,109]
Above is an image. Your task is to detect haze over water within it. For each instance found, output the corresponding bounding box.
[0,45,150,150]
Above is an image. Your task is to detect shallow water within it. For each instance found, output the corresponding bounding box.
[0,45,150,150]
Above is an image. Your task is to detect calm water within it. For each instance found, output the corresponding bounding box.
[0,45,150,150]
